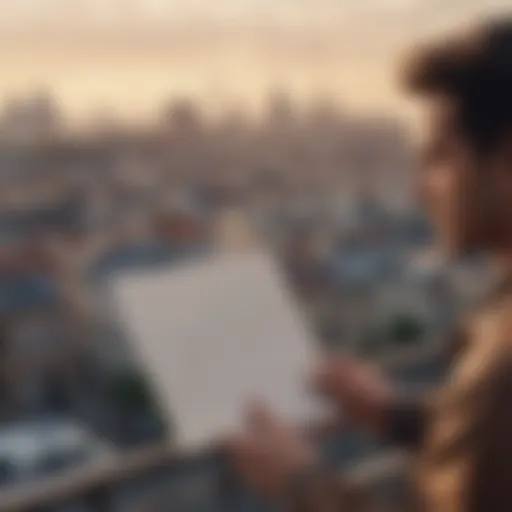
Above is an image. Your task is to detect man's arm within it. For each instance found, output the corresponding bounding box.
[313,356,430,451]
[385,395,429,449]
[227,357,432,511]
[284,468,370,512]
[227,402,392,512]
[415,308,512,512]
[466,355,512,511]
[227,402,371,512]
[383,322,474,450]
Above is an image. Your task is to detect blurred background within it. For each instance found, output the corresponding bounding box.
[0,1,506,511]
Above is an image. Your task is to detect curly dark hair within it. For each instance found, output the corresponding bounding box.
[402,18,512,154]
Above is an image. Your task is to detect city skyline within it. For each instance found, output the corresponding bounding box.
[0,1,508,124]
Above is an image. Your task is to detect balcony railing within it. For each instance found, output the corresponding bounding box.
[0,340,445,512]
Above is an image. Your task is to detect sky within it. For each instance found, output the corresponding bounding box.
[0,0,510,124]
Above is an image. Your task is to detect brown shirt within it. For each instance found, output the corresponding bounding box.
[294,282,512,512]
[414,296,512,512]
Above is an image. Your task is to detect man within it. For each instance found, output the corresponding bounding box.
[228,18,512,511]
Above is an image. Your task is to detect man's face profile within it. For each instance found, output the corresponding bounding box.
[406,20,512,259]
[418,96,473,256]
[417,95,512,257]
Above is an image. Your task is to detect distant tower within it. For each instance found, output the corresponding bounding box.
[265,89,296,128]
[162,97,202,134]
[306,97,342,129]
[29,89,62,136]
[1,89,61,142]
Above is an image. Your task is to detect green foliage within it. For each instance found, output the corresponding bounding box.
[107,370,155,411]
[387,313,425,345]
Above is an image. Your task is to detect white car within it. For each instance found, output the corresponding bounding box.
[0,419,114,486]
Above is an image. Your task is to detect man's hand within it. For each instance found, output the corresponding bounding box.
[226,401,317,502]
[226,356,396,501]
[312,356,395,435]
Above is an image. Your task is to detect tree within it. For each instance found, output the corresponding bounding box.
[106,369,171,444]
[107,370,155,411]
[387,313,425,345]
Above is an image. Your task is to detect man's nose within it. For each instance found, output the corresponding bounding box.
[414,164,429,205]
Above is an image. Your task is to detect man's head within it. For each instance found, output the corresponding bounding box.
[404,19,512,256]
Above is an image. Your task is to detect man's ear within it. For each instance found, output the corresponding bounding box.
[496,132,512,172]
[486,133,512,187]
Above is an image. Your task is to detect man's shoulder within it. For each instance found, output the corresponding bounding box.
[463,296,512,357]
[434,298,512,413]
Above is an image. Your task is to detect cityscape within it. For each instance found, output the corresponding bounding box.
[0,0,507,508]
[0,88,494,510]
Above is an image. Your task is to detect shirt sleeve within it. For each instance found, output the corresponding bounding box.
[466,356,512,512]
[385,396,429,450]
[287,358,512,512]
[383,325,466,451]
[417,310,512,512]
[285,468,372,512]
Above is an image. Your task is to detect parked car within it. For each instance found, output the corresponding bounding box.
[0,418,114,486]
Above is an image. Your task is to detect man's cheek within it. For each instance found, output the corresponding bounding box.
[428,185,451,230]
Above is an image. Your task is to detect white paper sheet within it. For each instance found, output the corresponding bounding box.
[110,251,321,450]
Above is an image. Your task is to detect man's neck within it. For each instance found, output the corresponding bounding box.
[490,251,512,289]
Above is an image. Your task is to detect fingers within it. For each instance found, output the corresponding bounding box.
[303,416,345,440]
[225,400,280,457]
[224,433,265,492]
[246,399,277,431]
[224,405,285,497]
[310,355,357,396]
[227,432,257,465]
[224,403,317,501]
[311,355,382,396]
